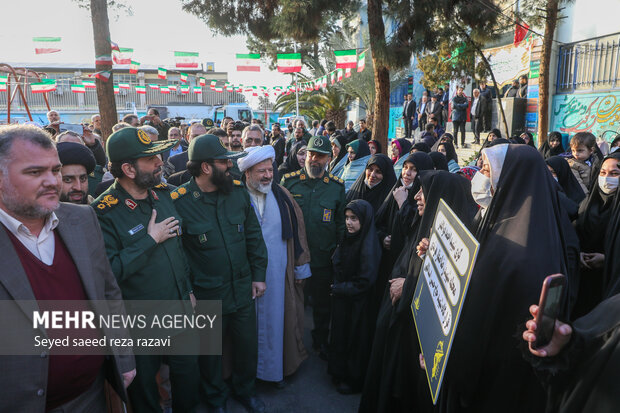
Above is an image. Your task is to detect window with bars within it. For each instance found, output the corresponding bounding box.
[556,34,620,93]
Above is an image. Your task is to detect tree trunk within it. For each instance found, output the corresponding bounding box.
[367,0,389,151]
[90,0,116,143]
[537,0,559,145]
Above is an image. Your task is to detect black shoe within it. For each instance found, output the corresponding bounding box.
[336,382,357,395]
[236,395,265,413]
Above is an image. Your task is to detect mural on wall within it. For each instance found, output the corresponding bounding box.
[551,92,620,140]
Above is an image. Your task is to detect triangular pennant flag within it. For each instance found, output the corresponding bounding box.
[33,37,61,54]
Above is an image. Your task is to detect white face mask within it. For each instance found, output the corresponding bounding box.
[599,175,619,194]
[471,172,493,209]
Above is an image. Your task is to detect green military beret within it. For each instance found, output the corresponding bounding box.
[189,134,247,161]
[106,127,177,162]
[307,135,331,154]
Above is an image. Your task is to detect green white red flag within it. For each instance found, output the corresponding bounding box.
[180,85,190,94]
[135,85,146,94]
[236,53,261,72]
[160,87,170,94]
[83,80,96,88]
[330,72,336,85]
[0,83,6,92]
[118,83,130,89]
[345,68,352,78]
[158,68,167,79]
[210,80,216,90]
[95,55,113,65]
[277,53,302,73]
[129,61,140,74]
[214,86,223,93]
[334,49,357,69]
[148,84,159,89]
[92,71,111,82]
[175,51,199,68]
[357,51,366,72]
[193,86,202,94]
[168,85,177,91]
[112,48,133,65]
[0,75,8,83]
[180,73,188,83]
[31,79,56,93]
[113,85,119,94]
[70,84,85,93]
[321,76,327,88]
[199,77,206,86]
[33,37,61,54]
[337,69,343,82]
[110,41,120,52]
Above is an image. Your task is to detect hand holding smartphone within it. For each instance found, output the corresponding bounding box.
[532,274,566,349]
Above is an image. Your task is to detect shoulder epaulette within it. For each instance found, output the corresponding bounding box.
[233,179,244,186]
[328,173,344,185]
[93,194,120,213]
[154,182,169,191]
[170,185,189,200]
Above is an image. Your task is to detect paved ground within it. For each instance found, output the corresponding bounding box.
[197,306,361,413]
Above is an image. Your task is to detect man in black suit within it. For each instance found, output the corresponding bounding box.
[416,95,429,134]
[164,122,206,177]
[161,127,189,163]
[479,81,493,132]
[425,94,443,125]
[403,94,416,139]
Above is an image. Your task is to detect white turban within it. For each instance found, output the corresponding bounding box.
[237,145,275,173]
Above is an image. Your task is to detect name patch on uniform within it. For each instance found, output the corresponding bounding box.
[322,209,332,222]
[199,234,207,243]
[128,224,144,235]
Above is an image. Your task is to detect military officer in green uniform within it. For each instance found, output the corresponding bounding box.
[171,134,268,413]
[281,135,345,359]
[91,127,199,413]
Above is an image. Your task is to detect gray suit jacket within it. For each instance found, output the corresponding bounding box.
[0,203,135,412]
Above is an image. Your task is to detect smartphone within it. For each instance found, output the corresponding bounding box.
[533,274,566,349]
[59,123,85,135]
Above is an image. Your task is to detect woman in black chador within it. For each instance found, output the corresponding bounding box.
[329,199,381,394]
[359,170,477,413]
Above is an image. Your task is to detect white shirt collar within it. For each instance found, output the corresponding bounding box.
[0,207,59,236]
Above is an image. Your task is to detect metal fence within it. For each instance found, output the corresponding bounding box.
[556,33,620,93]
[1,74,245,112]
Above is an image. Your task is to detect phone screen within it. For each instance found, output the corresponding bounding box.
[59,124,84,134]
[535,279,564,348]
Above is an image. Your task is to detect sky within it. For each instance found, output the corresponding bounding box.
[0,0,293,92]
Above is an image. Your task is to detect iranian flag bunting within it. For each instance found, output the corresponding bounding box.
[345,68,352,78]
[276,53,302,73]
[199,77,206,86]
[158,67,167,79]
[33,37,61,54]
[321,76,327,88]
[180,85,190,94]
[129,60,140,74]
[31,79,56,93]
[112,48,133,65]
[0,75,8,83]
[236,53,261,72]
[148,83,160,89]
[135,85,146,94]
[113,85,119,94]
[0,83,6,92]
[174,51,199,68]
[337,69,344,82]
[314,79,320,90]
[334,49,357,69]
[118,83,130,89]
[193,86,202,94]
[168,85,177,91]
[83,80,96,88]
[180,73,188,83]
[110,41,120,52]
[70,84,85,93]
[210,80,216,90]
[160,86,170,94]
[93,71,111,82]
[215,86,223,93]
[95,55,113,65]
[330,72,336,85]
[357,51,366,72]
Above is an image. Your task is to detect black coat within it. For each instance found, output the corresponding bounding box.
[345,154,397,213]
[329,200,381,389]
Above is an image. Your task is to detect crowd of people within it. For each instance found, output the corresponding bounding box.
[1,103,620,413]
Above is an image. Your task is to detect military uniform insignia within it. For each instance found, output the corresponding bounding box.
[193,191,200,198]
[137,129,151,145]
[89,172,95,177]
[322,209,332,222]
[233,180,243,186]
[178,187,187,195]
[151,190,159,201]
[284,173,291,179]
[323,176,329,183]
[199,233,207,243]
[312,137,324,147]
[292,193,302,198]
[128,223,144,235]
[154,182,168,190]
[96,194,119,210]
[300,174,306,180]
[170,191,180,200]
[125,199,137,210]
